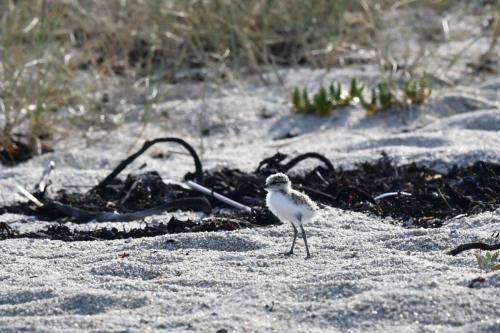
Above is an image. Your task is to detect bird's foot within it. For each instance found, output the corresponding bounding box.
[305,254,311,260]
[284,250,294,257]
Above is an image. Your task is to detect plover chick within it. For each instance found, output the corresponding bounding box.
[265,173,318,259]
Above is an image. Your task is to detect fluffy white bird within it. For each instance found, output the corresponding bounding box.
[265,173,318,259]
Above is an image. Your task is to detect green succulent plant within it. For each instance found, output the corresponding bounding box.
[378,82,395,110]
[359,88,378,116]
[475,250,500,271]
[291,78,364,116]
[404,73,432,105]
[359,82,395,116]
[348,78,365,102]
[292,87,314,114]
[328,82,342,103]
[292,76,431,117]
[313,87,330,116]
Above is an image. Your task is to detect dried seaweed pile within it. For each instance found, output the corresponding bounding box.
[1,137,499,242]
[4,171,205,220]
[0,214,265,242]
[192,153,500,228]
[291,157,499,228]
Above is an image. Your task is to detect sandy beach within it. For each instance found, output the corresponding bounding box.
[1,66,499,332]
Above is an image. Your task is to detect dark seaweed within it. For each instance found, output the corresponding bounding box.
[1,152,499,241]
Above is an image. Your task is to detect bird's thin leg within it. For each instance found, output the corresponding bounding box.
[285,223,298,256]
[300,224,311,259]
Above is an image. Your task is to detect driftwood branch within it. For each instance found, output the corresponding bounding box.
[447,242,500,256]
[95,137,203,193]
[46,197,211,223]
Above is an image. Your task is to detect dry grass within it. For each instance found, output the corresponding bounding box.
[0,0,498,158]
[0,1,70,141]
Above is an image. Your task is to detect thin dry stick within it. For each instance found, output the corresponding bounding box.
[16,185,43,207]
[186,181,252,213]
[373,191,411,201]
[36,160,55,193]
[437,188,454,212]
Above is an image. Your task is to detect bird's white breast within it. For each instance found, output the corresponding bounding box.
[266,191,316,226]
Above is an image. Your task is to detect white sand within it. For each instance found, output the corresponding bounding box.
[1,67,500,332]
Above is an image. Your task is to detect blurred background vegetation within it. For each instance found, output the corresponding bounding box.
[0,0,498,163]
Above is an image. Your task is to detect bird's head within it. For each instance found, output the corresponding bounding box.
[265,173,291,192]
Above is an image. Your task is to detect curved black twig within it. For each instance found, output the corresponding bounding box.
[447,242,500,256]
[95,137,203,193]
[281,152,335,174]
[46,197,211,223]
[256,152,335,175]
[256,152,288,172]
